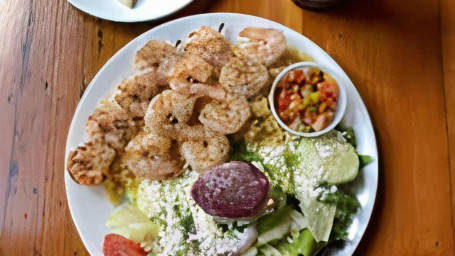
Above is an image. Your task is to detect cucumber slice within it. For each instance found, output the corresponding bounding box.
[106,203,152,227]
[106,203,158,243]
[297,130,359,185]
[324,144,359,184]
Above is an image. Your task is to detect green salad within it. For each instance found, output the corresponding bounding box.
[106,120,371,256]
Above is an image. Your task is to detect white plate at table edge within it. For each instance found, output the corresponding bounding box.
[65,13,378,256]
[67,0,194,22]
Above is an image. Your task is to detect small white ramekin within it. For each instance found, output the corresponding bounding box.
[268,61,347,137]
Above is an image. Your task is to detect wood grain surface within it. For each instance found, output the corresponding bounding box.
[441,0,455,245]
[0,0,454,255]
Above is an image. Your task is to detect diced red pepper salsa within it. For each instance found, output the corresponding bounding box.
[275,68,338,132]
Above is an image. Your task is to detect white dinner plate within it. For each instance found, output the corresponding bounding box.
[65,13,378,256]
[67,0,194,22]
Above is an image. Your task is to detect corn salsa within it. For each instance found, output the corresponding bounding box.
[275,67,338,132]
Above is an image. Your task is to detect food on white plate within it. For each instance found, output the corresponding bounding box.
[117,0,137,8]
[275,67,339,133]
[67,25,372,255]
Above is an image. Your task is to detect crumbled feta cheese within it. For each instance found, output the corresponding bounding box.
[136,171,253,255]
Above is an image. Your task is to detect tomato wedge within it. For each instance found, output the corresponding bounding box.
[103,233,147,256]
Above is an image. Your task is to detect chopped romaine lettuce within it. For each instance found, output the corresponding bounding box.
[257,206,294,245]
[255,228,326,256]
[297,197,335,243]
[274,229,323,256]
[256,204,308,247]
[317,186,360,242]
[359,154,374,169]
[230,139,295,195]
[338,125,374,170]
[257,205,294,234]
[337,125,356,147]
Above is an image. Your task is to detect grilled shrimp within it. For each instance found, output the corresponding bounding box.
[68,99,139,185]
[179,128,230,173]
[236,27,287,67]
[144,90,196,138]
[219,49,269,98]
[199,94,251,134]
[184,26,234,71]
[123,132,184,181]
[85,100,137,152]
[169,53,226,101]
[135,40,179,84]
[115,71,167,118]
[67,138,115,185]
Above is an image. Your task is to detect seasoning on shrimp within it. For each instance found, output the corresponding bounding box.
[122,131,184,181]
[143,90,196,138]
[199,93,251,134]
[115,71,166,118]
[275,68,339,132]
[169,53,226,101]
[236,27,287,67]
[134,40,179,84]
[184,26,234,71]
[219,49,269,98]
[179,127,230,173]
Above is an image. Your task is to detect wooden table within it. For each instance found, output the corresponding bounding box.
[1,0,454,255]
